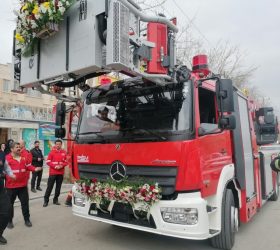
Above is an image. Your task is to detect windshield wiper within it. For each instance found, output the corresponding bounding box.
[77,132,106,141]
[120,128,167,141]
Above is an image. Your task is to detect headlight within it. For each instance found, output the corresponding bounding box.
[160,207,198,225]
[73,193,86,207]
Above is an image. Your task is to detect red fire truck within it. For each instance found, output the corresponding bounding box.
[56,57,278,250]
[12,1,278,249]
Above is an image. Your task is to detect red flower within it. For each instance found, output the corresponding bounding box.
[92,178,98,183]
[150,185,155,191]
[84,186,90,194]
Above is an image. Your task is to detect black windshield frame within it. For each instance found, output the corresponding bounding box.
[76,80,194,143]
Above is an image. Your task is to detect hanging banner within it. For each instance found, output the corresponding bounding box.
[39,123,57,140]
[22,128,37,150]
[44,140,55,156]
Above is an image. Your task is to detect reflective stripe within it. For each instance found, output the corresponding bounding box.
[46,160,51,163]
[12,169,26,173]
[52,162,58,164]
[26,164,32,167]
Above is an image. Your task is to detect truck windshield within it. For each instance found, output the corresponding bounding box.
[77,80,193,143]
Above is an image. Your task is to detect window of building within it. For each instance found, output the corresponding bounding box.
[2,79,11,92]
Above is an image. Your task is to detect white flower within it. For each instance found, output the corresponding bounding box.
[57,2,63,7]
[59,6,66,14]
[30,20,37,29]
[66,1,70,7]
[35,14,41,20]
[40,5,47,14]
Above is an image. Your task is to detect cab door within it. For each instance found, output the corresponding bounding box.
[197,86,232,197]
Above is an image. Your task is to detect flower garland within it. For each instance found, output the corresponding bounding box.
[76,178,162,215]
[15,0,73,56]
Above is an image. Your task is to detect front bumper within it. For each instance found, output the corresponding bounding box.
[72,187,213,240]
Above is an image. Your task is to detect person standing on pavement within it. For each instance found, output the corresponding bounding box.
[0,143,6,166]
[4,139,14,156]
[0,143,5,153]
[19,140,33,185]
[0,147,15,245]
[43,140,68,207]
[19,140,32,165]
[30,141,44,193]
[5,142,42,228]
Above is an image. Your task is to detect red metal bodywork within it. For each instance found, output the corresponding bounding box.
[147,23,168,74]
[73,138,232,198]
[70,72,276,226]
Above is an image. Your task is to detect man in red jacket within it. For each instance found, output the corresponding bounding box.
[19,140,33,187]
[43,140,68,207]
[5,142,42,228]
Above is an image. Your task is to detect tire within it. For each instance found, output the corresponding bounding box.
[210,189,238,250]
[269,174,279,201]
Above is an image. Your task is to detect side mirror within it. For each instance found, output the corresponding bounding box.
[55,128,66,138]
[216,79,234,113]
[55,102,66,126]
[218,115,236,130]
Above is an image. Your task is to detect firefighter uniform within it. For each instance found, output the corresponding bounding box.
[21,148,32,184]
[44,148,68,205]
[5,153,36,226]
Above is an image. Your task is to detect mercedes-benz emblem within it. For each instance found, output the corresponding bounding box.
[109,161,126,182]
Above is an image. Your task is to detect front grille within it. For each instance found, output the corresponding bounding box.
[88,203,156,229]
[78,164,177,196]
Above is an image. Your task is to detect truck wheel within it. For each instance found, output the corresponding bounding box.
[269,174,279,201]
[210,189,238,250]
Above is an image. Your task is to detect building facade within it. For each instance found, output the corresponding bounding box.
[0,63,56,155]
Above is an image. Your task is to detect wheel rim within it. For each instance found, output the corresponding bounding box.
[231,206,239,233]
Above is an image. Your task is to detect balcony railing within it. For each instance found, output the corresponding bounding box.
[0,103,54,122]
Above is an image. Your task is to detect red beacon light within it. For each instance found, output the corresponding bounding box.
[100,76,112,85]
[192,55,210,77]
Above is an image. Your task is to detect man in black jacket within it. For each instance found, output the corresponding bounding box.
[30,141,44,193]
[0,156,15,244]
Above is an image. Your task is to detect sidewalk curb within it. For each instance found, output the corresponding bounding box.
[14,183,74,204]
[15,191,69,203]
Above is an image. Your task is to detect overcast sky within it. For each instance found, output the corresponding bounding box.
[0,0,279,112]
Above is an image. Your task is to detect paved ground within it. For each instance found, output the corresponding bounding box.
[24,166,72,201]
[3,190,280,250]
